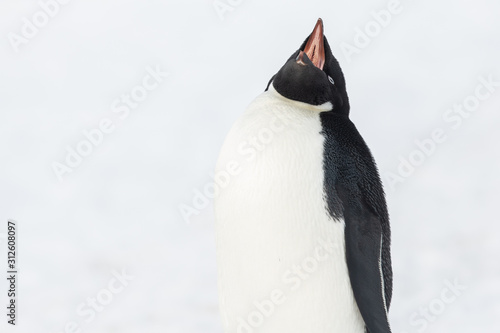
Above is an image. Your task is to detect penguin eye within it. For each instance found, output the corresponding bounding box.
[328,75,335,85]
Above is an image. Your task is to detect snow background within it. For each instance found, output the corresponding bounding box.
[0,0,499,332]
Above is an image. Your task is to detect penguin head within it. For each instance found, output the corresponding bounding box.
[268,18,349,114]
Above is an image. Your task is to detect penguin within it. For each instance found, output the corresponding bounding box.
[214,18,392,333]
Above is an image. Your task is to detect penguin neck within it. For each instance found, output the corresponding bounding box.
[269,82,333,113]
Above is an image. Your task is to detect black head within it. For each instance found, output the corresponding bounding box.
[267,19,349,114]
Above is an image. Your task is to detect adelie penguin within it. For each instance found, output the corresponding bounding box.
[215,18,392,333]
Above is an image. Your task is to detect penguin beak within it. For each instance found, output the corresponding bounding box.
[298,18,325,70]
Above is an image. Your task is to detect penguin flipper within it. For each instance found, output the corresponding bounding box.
[320,112,392,332]
[343,201,391,333]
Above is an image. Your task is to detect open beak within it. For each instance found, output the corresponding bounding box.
[297,18,325,70]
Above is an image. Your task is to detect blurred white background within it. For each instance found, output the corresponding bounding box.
[0,0,499,332]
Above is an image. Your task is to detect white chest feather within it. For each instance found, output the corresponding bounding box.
[214,86,364,333]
